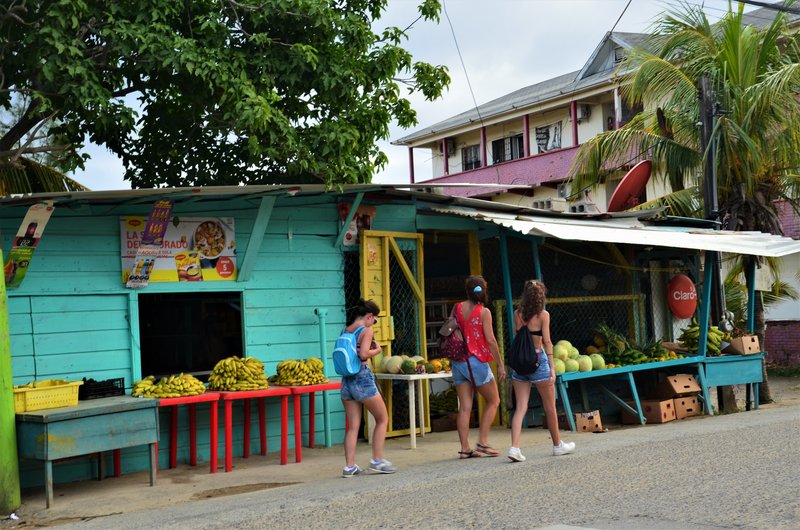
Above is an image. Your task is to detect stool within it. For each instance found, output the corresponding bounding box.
[156,392,221,473]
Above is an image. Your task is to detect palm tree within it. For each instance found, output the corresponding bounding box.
[570,2,800,405]
[0,157,88,195]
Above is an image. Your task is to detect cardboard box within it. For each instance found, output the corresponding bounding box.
[673,395,701,419]
[660,341,691,354]
[658,374,702,398]
[622,399,676,424]
[574,410,604,433]
[725,335,760,355]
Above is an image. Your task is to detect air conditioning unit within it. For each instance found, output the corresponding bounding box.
[578,105,592,120]
[557,182,570,199]
[442,138,456,154]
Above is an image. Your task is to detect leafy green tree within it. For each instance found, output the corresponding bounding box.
[570,2,800,404]
[0,0,449,188]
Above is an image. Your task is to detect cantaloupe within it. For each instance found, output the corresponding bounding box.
[384,356,404,374]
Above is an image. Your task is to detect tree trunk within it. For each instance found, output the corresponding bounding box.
[755,293,773,404]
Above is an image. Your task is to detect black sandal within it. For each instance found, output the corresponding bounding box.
[458,450,482,459]
[475,443,499,457]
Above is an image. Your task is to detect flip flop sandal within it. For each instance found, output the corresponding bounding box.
[475,443,499,457]
[458,450,482,459]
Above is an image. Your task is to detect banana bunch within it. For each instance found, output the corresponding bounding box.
[207,356,270,391]
[678,318,728,356]
[269,358,329,386]
[132,373,206,398]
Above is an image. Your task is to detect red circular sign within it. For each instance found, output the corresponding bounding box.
[667,274,697,319]
[215,257,234,278]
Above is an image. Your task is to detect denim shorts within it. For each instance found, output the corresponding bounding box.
[511,349,551,383]
[452,356,495,387]
[340,364,379,401]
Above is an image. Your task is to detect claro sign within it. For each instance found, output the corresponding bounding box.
[667,274,697,319]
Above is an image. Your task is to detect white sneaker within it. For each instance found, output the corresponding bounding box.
[552,440,575,456]
[507,447,526,462]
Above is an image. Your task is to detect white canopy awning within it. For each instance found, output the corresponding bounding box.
[432,207,800,258]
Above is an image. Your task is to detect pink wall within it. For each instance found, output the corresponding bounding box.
[764,320,800,367]
[776,200,800,239]
[422,145,580,197]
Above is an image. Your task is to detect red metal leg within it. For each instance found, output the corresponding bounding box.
[210,400,218,474]
[243,398,251,458]
[189,403,197,466]
[170,405,178,469]
[224,400,233,472]
[308,392,316,448]
[113,449,121,477]
[280,396,288,465]
[259,397,267,456]
[293,393,302,463]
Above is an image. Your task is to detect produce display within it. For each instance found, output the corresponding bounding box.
[379,354,451,374]
[132,373,206,398]
[269,358,329,386]
[592,324,649,367]
[678,318,728,355]
[208,356,270,391]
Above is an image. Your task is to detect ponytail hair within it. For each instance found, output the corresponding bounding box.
[465,275,489,305]
[518,279,546,321]
[347,299,380,324]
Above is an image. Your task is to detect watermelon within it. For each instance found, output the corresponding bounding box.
[385,356,404,374]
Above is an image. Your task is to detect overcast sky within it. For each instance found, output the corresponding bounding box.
[70,0,759,190]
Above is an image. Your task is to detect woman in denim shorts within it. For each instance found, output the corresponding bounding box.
[508,280,575,462]
[339,299,396,477]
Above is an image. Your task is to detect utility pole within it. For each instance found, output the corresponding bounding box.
[0,248,21,513]
[699,73,731,411]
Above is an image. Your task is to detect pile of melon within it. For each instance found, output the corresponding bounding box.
[552,340,605,374]
[379,354,450,374]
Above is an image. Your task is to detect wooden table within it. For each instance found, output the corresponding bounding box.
[156,392,220,473]
[218,387,291,472]
[373,372,453,449]
[16,396,159,508]
[282,380,342,463]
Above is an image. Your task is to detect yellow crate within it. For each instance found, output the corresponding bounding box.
[13,380,83,413]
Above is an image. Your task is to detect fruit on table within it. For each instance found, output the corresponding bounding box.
[269,358,328,386]
[553,343,570,361]
[564,358,579,372]
[553,358,566,374]
[401,359,417,374]
[384,356,404,374]
[589,353,606,370]
[132,373,206,398]
[576,355,593,372]
[678,318,728,355]
[208,356,270,391]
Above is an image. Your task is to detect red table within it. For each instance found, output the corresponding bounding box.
[285,380,342,463]
[219,387,291,472]
[157,392,221,473]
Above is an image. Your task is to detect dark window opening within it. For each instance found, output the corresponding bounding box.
[138,292,243,379]
[462,144,481,170]
[492,134,524,164]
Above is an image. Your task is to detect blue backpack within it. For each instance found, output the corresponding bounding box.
[332,326,366,376]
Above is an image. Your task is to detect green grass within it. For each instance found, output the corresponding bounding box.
[767,366,800,378]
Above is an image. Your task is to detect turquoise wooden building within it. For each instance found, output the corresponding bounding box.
[3,184,800,489]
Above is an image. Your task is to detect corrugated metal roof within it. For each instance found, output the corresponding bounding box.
[432,206,800,258]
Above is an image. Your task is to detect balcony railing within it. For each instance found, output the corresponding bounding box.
[420,145,581,198]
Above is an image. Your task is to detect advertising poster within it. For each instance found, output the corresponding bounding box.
[126,199,174,288]
[535,121,562,153]
[337,203,377,246]
[3,202,55,289]
[121,215,237,285]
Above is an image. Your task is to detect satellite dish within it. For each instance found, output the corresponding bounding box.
[606,160,652,212]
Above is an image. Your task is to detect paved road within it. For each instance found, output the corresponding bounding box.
[61,404,800,530]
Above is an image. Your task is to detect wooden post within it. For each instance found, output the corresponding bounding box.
[0,248,22,513]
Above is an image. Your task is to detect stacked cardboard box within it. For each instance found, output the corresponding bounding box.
[621,399,676,424]
[659,374,702,420]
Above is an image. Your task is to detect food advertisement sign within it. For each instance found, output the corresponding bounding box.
[120,216,237,284]
[4,202,55,289]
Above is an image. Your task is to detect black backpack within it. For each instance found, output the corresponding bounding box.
[508,325,540,375]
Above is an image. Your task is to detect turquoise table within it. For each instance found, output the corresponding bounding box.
[16,395,159,508]
[555,356,712,432]
[555,354,766,431]
[702,353,765,410]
